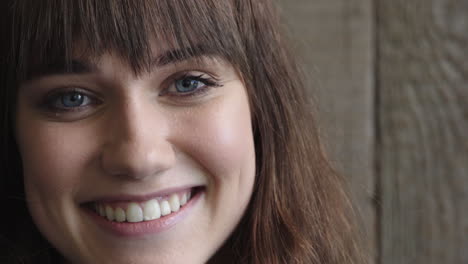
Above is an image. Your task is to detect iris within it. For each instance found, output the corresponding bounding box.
[175,77,204,93]
[60,93,85,108]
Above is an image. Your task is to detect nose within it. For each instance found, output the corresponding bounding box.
[100,98,175,180]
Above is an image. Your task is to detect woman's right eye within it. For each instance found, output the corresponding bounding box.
[43,89,100,113]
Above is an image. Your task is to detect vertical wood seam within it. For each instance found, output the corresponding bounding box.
[372,0,382,264]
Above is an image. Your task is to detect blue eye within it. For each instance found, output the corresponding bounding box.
[175,77,205,93]
[47,90,93,110]
[60,93,86,107]
[165,73,222,97]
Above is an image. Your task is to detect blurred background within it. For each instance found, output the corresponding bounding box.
[277,0,468,263]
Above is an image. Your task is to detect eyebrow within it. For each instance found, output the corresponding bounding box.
[28,46,218,80]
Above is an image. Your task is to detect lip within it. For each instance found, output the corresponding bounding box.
[83,186,204,237]
[84,185,201,203]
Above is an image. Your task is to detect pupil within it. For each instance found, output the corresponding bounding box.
[177,78,199,92]
[183,79,195,88]
[62,93,84,107]
[70,94,81,102]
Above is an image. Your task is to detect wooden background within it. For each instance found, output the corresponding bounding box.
[278,0,468,263]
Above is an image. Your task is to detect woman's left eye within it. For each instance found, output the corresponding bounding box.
[164,73,222,97]
[175,77,205,93]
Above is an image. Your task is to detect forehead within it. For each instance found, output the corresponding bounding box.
[26,44,227,82]
[12,0,247,82]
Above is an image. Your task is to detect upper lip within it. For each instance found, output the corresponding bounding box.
[81,185,202,204]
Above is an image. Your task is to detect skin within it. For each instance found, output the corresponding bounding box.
[15,51,256,264]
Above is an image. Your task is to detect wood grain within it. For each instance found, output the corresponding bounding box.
[377,0,468,263]
[277,1,376,263]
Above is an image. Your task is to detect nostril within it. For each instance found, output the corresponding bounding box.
[100,140,176,179]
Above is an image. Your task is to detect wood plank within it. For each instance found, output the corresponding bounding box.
[378,0,468,263]
[277,1,376,263]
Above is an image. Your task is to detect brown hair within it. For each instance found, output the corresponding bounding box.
[0,0,365,263]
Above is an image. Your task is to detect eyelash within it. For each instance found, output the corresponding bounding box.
[40,72,223,113]
[42,88,98,113]
[162,72,223,98]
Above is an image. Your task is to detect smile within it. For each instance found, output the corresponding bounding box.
[83,186,204,236]
[92,190,192,223]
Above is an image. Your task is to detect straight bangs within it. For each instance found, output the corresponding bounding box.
[9,0,247,82]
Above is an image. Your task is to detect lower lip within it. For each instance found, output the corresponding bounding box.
[84,190,203,237]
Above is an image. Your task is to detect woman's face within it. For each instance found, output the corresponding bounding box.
[15,48,256,263]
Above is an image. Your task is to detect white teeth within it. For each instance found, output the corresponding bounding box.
[105,205,115,221]
[143,199,161,221]
[160,200,171,216]
[169,194,181,212]
[115,208,126,222]
[98,204,106,217]
[126,203,144,222]
[94,190,195,222]
[180,193,187,206]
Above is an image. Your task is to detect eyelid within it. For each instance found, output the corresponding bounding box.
[169,70,221,83]
[41,87,102,112]
[160,71,223,97]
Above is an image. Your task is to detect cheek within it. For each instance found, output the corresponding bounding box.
[172,87,255,183]
[199,112,253,173]
[16,117,92,200]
